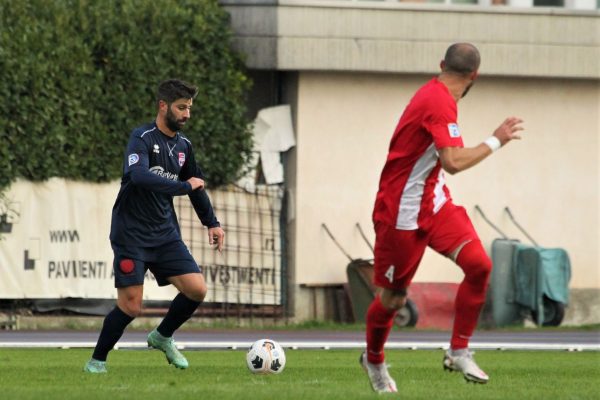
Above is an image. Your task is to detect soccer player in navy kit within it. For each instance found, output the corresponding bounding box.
[84,79,225,373]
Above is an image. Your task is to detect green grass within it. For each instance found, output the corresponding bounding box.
[0,349,598,399]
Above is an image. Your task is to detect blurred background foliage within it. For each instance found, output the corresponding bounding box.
[0,0,253,191]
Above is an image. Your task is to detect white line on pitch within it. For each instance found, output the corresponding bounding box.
[0,341,598,351]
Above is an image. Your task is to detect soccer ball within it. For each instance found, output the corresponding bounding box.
[246,338,286,374]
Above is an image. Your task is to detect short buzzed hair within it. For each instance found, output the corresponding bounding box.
[156,79,198,106]
[443,43,481,76]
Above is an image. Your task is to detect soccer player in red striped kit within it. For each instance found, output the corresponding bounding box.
[360,43,524,392]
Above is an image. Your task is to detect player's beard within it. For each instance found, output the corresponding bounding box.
[462,81,475,98]
[165,107,187,132]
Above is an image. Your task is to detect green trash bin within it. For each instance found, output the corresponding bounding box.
[346,259,376,323]
[513,245,571,326]
[503,207,571,326]
[478,206,571,327]
[489,238,524,327]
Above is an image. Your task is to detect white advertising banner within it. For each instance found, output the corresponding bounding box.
[0,179,282,304]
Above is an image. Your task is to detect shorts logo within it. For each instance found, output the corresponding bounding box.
[119,259,135,274]
[128,153,139,166]
[447,123,461,138]
[178,152,185,167]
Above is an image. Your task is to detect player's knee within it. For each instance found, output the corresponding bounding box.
[456,241,492,283]
[117,291,143,317]
[186,284,207,303]
[474,254,492,282]
[129,306,143,318]
[380,288,407,311]
[388,296,407,311]
[119,301,143,317]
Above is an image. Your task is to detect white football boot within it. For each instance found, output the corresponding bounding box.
[359,352,398,393]
[443,350,489,384]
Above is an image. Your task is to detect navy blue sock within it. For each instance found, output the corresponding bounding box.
[157,293,201,337]
[92,306,134,361]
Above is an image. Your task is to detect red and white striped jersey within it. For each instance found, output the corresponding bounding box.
[373,78,464,231]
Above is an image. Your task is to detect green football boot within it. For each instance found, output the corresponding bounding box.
[147,329,189,369]
[83,358,107,373]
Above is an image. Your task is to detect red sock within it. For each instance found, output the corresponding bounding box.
[451,240,492,349]
[366,295,397,364]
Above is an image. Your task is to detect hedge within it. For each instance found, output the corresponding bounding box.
[0,0,252,191]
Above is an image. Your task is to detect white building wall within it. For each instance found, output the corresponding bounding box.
[293,71,599,289]
[221,1,600,321]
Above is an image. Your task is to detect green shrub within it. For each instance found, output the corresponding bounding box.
[0,0,252,190]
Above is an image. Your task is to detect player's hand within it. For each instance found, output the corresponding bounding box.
[493,117,524,146]
[187,177,205,191]
[208,226,225,252]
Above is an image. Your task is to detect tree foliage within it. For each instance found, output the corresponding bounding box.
[0,0,252,190]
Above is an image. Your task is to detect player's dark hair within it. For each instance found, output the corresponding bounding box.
[156,79,198,106]
[443,43,480,76]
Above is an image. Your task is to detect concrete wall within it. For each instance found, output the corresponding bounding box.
[291,72,599,290]
[221,1,600,323]
[222,0,600,78]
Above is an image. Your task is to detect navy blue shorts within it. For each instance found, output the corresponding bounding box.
[111,240,202,288]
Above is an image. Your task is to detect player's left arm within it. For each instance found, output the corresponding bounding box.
[179,145,225,251]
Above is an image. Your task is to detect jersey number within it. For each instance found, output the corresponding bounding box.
[384,265,395,283]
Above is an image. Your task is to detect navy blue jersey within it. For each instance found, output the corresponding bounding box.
[110,122,219,247]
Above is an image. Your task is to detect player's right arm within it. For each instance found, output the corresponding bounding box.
[439,117,524,175]
[126,135,193,195]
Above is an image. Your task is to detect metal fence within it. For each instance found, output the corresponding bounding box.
[175,185,287,321]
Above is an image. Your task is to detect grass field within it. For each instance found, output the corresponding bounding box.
[0,348,598,400]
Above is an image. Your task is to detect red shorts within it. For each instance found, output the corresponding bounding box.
[373,202,479,290]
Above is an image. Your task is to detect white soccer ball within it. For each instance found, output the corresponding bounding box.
[246,338,286,374]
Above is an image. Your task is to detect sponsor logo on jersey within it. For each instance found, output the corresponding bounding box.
[128,153,139,166]
[178,152,186,167]
[153,144,160,154]
[149,166,179,181]
[447,123,460,138]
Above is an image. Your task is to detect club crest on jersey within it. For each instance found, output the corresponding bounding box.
[128,153,139,166]
[178,152,185,167]
[447,123,461,138]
